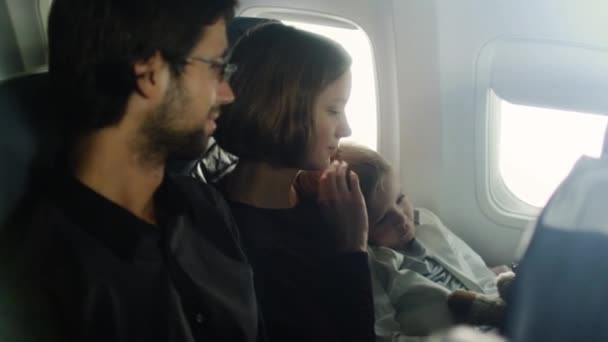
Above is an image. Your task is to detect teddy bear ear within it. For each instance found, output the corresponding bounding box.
[448,290,507,328]
[496,271,516,300]
[446,290,479,324]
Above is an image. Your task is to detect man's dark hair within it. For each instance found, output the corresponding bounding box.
[48,0,236,146]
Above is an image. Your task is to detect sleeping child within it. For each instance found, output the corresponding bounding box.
[295,143,512,340]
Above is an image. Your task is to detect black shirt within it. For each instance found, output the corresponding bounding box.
[227,196,375,342]
[0,174,262,342]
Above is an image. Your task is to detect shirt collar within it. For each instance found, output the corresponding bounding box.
[54,174,187,260]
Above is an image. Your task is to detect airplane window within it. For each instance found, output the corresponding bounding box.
[280,20,378,151]
[498,98,608,207]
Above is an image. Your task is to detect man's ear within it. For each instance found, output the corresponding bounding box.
[133,51,167,99]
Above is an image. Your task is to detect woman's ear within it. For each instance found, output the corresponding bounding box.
[133,51,167,99]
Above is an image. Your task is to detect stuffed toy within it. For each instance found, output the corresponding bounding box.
[447,271,516,327]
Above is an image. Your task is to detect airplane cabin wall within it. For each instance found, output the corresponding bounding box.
[405,0,608,266]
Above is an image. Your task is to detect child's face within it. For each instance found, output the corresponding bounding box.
[367,171,416,249]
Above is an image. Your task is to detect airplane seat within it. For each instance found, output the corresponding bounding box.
[504,155,608,341]
[189,137,238,183]
[227,16,279,46]
[0,72,60,228]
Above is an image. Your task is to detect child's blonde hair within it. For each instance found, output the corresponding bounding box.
[335,143,392,203]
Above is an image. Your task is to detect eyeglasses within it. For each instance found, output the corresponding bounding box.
[186,55,238,82]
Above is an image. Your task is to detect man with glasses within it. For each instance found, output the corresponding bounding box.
[0,0,263,341]
[188,55,239,82]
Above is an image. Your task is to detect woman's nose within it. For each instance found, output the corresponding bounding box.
[336,113,352,138]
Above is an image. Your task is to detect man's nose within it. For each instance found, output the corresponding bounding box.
[216,79,235,105]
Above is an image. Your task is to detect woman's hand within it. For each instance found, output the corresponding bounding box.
[318,161,369,253]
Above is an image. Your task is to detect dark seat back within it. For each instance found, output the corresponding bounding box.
[0,72,60,226]
[505,156,608,342]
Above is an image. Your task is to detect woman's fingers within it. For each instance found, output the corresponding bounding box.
[317,163,369,252]
[335,162,350,195]
[319,160,340,201]
[320,161,351,201]
[349,170,363,201]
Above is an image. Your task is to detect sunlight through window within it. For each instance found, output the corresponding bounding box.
[282,20,378,150]
[499,99,608,207]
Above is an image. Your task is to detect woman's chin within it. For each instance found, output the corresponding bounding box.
[301,158,331,171]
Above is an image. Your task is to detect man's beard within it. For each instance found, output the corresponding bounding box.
[136,79,209,165]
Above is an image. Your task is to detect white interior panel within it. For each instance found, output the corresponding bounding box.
[490,39,608,115]
[415,0,608,265]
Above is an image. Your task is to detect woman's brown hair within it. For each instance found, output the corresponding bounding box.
[215,22,352,167]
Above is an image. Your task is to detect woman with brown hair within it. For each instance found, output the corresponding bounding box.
[214,22,374,342]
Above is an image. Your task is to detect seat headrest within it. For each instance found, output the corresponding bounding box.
[505,156,608,341]
[0,72,58,225]
[227,17,279,47]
